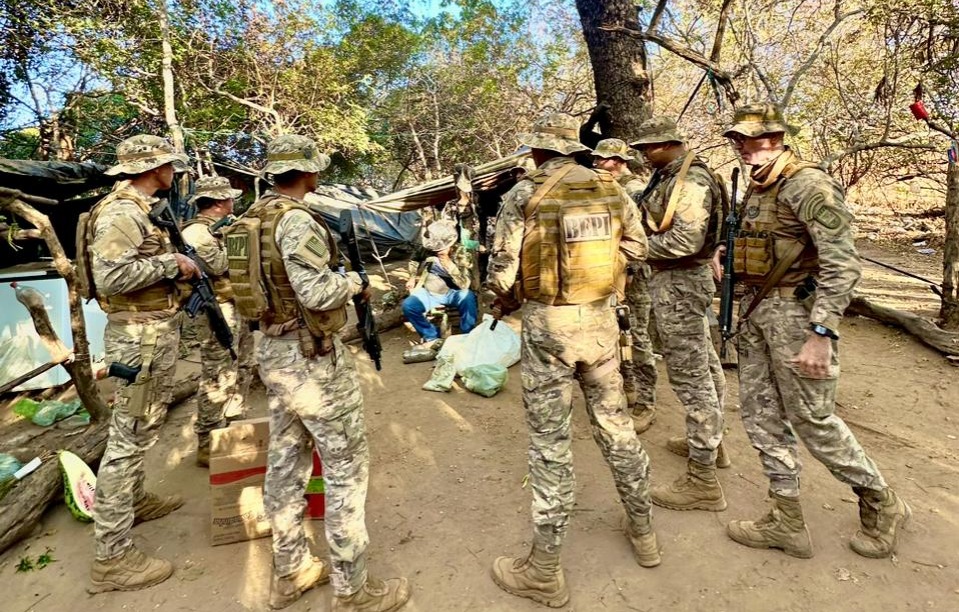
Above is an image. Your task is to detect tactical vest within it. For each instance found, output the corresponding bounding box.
[735,162,822,286]
[644,156,728,270]
[77,183,177,313]
[225,194,347,336]
[181,215,235,302]
[520,162,625,305]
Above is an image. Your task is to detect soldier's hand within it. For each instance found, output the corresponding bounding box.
[711,246,726,282]
[357,288,372,303]
[174,253,201,280]
[789,334,832,379]
[492,295,520,319]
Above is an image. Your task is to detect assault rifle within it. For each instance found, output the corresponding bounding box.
[149,201,237,360]
[719,167,740,360]
[338,210,383,370]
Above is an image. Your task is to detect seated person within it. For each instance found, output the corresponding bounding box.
[402,220,478,345]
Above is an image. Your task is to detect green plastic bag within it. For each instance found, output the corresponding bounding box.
[12,398,41,420]
[461,364,509,398]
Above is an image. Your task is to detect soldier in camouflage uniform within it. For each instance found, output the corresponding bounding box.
[182,176,255,466]
[718,103,909,558]
[85,136,201,592]
[236,135,409,611]
[487,114,660,609]
[629,118,731,513]
[592,138,658,433]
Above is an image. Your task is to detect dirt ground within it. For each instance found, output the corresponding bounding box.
[3,243,958,612]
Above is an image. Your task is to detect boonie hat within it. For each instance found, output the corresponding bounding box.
[592,138,634,161]
[518,113,591,156]
[628,117,685,147]
[723,103,797,138]
[262,134,331,176]
[104,135,189,177]
[188,175,242,205]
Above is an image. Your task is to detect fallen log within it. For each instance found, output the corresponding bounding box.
[0,373,199,555]
[848,295,959,357]
[341,305,405,344]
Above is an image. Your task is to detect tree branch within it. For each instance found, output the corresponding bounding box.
[600,24,739,102]
[822,133,937,166]
[646,0,668,33]
[710,0,735,63]
[781,7,866,107]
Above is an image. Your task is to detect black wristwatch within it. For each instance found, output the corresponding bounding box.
[809,323,839,340]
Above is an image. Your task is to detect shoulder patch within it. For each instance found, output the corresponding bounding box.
[304,235,327,259]
[805,191,843,230]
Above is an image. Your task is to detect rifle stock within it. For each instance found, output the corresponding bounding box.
[338,210,383,371]
[149,201,237,360]
[719,168,740,360]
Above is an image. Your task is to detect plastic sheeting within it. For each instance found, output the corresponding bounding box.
[0,159,112,200]
[306,186,422,251]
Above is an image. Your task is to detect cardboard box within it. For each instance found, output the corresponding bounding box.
[208,416,326,545]
[209,417,272,546]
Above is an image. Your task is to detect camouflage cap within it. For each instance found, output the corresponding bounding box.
[723,103,797,138]
[628,117,685,146]
[188,175,242,205]
[104,135,189,176]
[591,138,634,161]
[262,134,331,176]
[422,220,458,251]
[518,113,591,156]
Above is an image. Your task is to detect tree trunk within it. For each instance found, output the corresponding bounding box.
[575,0,653,140]
[157,0,185,154]
[940,160,959,329]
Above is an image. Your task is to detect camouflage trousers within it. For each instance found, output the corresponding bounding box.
[194,301,255,438]
[649,266,726,465]
[521,299,653,554]
[620,264,657,415]
[93,312,183,560]
[737,293,886,497]
[257,334,370,596]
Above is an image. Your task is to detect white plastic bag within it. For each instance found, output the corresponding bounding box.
[438,314,521,376]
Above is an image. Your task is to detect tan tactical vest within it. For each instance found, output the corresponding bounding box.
[735,162,822,286]
[644,157,728,270]
[228,194,347,336]
[78,184,177,313]
[520,162,625,305]
[181,215,235,302]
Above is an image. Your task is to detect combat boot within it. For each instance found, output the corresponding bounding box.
[133,491,184,526]
[88,546,174,593]
[726,492,813,558]
[665,436,731,469]
[331,576,411,612]
[651,459,727,511]
[622,515,661,567]
[850,487,911,558]
[631,408,656,434]
[196,434,211,468]
[490,547,569,608]
[269,556,330,609]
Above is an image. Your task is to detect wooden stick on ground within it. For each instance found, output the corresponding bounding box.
[848,295,959,357]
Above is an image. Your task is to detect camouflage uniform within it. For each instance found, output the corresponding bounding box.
[488,118,654,556]
[631,120,727,467]
[592,138,657,420]
[89,136,188,563]
[182,177,254,441]
[251,136,374,597]
[724,104,907,559]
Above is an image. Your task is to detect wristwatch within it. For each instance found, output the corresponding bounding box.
[809,323,839,340]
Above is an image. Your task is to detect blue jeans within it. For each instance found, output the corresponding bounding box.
[402,288,478,341]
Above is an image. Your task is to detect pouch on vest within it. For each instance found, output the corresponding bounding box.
[733,233,773,277]
[75,212,97,302]
[223,217,269,320]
